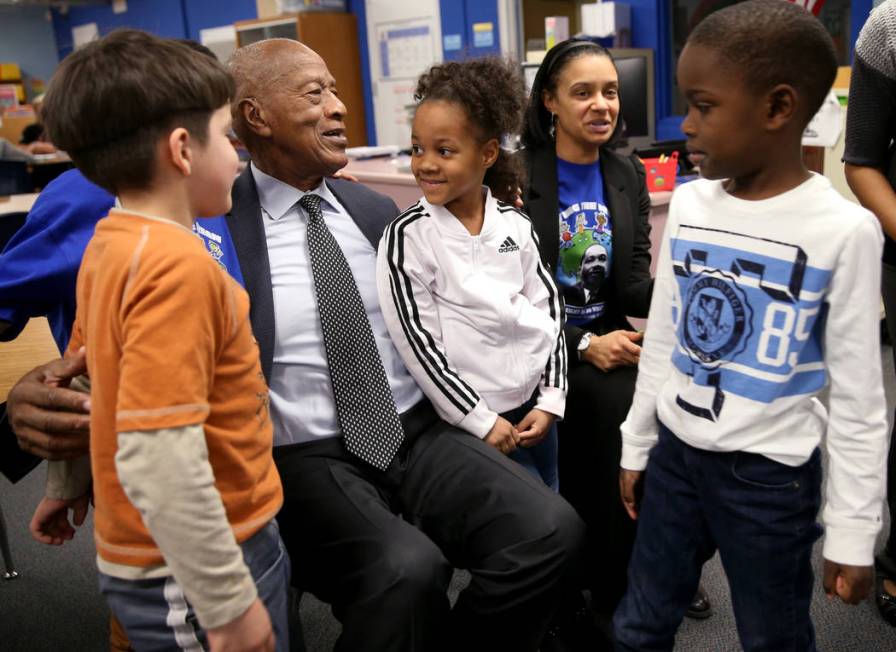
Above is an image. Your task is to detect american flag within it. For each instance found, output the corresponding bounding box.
[787,0,826,16]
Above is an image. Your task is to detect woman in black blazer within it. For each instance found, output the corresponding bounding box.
[520,40,709,625]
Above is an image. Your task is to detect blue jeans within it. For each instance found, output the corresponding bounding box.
[508,424,559,491]
[99,521,291,651]
[613,424,822,652]
[501,397,560,491]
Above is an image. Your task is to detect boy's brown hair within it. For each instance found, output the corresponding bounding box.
[43,29,234,195]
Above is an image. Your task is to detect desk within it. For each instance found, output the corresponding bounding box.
[343,157,420,211]
[0,193,38,215]
[0,171,673,275]
[0,318,57,402]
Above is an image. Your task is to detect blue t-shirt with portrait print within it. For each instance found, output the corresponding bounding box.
[555,157,613,327]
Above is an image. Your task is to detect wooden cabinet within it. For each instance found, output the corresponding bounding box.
[235,12,368,146]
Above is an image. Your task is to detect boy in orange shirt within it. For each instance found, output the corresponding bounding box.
[28,30,287,651]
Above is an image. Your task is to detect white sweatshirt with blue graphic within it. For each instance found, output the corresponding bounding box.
[620,174,887,566]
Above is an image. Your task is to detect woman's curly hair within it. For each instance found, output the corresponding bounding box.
[414,57,524,204]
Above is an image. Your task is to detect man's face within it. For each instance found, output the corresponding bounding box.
[678,43,765,181]
[264,50,349,180]
[581,243,608,291]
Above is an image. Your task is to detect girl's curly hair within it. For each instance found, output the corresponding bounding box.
[414,57,524,204]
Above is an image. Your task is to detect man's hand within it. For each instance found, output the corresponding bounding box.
[619,468,644,520]
[583,330,642,371]
[484,416,519,455]
[30,494,89,545]
[516,408,554,448]
[207,597,275,652]
[8,349,90,460]
[822,559,873,605]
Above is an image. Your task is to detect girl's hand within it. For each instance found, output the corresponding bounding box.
[484,416,519,454]
[583,330,642,371]
[515,409,554,447]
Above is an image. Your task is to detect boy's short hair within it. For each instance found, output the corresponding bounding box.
[43,29,234,195]
[688,0,836,125]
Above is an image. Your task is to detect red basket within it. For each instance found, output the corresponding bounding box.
[640,150,679,192]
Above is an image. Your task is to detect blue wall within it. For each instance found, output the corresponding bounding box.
[0,6,59,96]
[631,0,878,141]
[51,0,256,60]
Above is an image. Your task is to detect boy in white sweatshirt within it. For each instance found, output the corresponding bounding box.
[614,3,888,650]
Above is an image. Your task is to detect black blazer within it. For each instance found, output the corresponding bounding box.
[225,167,400,383]
[522,146,654,350]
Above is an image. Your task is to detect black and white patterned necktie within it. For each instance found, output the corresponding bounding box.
[300,193,404,470]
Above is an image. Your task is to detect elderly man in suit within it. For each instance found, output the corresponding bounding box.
[223,37,585,652]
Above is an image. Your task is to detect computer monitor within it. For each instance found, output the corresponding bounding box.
[522,62,540,95]
[520,49,654,152]
[609,48,655,152]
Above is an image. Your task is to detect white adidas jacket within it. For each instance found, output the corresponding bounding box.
[376,189,566,439]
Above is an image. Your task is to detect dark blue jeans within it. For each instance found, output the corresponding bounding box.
[614,424,822,652]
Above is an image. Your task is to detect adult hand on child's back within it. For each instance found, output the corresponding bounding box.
[207,597,275,652]
[822,559,873,605]
[8,348,91,460]
[619,468,644,521]
[484,416,519,455]
[583,330,642,371]
[516,408,554,448]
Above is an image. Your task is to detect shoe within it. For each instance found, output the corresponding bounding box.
[540,600,613,652]
[877,581,896,626]
[685,586,713,620]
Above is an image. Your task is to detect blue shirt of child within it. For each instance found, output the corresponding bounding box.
[0,169,243,353]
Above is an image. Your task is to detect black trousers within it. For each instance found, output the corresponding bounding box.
[273,400,585,652]
[559,357,638,614]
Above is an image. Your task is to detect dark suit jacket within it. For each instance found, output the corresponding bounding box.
[522,146,654,352]
[226,167,401,384]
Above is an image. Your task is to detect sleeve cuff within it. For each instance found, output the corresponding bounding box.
[535,386,566,420]
[194,574,258,630]
[620,441,652,472]
[822,525,879,567]
[46,456,92,500]
[457,400,498,439]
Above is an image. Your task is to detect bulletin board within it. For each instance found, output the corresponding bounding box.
[365,0,443,147]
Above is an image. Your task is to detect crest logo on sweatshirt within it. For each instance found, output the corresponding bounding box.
[498,236,519,253]
[682,269,751,365]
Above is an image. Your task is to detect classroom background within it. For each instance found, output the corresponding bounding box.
[1,0,895,650]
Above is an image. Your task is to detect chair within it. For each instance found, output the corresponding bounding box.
[0,161,33,196]
[0,502,17,579]
[0,211,27,254]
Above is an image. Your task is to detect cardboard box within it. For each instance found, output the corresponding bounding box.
[581,2,631,38]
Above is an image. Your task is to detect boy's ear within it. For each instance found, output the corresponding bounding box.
[482,137,500,169]
[238,98,272,138]
[765,84,798,131]
[167,127,192,177]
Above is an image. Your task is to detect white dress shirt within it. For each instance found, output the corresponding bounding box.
[252,164,422,446]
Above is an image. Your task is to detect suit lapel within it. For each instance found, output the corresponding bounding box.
[524,148,561,271]
[326,178,382,249]
[227,167,276,383]
[602,152,634,286]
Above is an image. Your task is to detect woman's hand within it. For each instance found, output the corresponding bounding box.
[582,330,642,371]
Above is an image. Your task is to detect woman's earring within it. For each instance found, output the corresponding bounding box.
[549,113,557,139]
